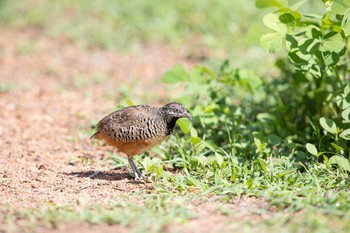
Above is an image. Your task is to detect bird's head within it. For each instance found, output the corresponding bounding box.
[159,102,192,121]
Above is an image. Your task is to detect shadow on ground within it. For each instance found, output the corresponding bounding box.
[64,170,131,181]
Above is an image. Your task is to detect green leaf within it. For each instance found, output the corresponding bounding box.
[341,8,350,36]
[323,12,333,27]
[331,0,350,15]
[293,72,309,83]
[268,134,282,146]
[162,64,190,83]
[279,13,295,24]
[176,118,192,134]
[207,156,216,166]
[331,143,344,152]
[288,51,310,64]
[125,99,135,106]
[257,158,268,172]
[323,155,329,165]
[314,50,324,64]
[246,178,254,188]
[305,25,322,39]
[151,145,167,159]
[189,68,205,83]
[204,104,219,113]
[253,132,264,147]
[290,0,306,10]
[285,34,297,51]
[260,32,283,53]
[298,38,321,54]
[336,93,350,109]
[329,155,350,172]
[253,132,268,151]
[309,64,321,78]
[322,32,344,53]
[341,107,350,121]
[340,129,350,140]
[190,127,198,137]
[323,51,340,66]
[277,8,302,20]
[255,0,285,9]
[306,143,318,156]
[193,155,207,167]
[319,117,337,135]
[215,153,224,167]
[345,84,350,95]
[263,13,287,33]
[141,157,152,171]
[190,136,202,145]
[237,69,264,89]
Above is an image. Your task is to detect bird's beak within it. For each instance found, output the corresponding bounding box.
[183,112,192,120]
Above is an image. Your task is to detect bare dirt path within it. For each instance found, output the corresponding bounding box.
[0,28,185,209]
[0,28,271,232]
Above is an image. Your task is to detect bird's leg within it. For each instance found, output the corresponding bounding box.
[127,155,143,180]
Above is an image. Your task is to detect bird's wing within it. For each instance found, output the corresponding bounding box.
[95,105,160,141]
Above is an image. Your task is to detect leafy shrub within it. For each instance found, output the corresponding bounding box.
[152,1,350,183]
[256,0,350,169]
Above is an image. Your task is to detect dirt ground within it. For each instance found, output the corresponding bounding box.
[0,28,270,232]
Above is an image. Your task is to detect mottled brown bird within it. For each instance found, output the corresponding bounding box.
[91,102,191,180]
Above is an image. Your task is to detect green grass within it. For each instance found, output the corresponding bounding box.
[0,0,328,74]
[2,193,349,233]
[0,0,273,72]
[0,0,265,48]
[1,195,193,233]
[138,145,350,212]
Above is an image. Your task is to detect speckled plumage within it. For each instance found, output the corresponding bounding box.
[93,105,172,142]
[91,102,191,180]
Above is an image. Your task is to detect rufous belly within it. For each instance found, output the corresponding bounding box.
[95,132,169,157]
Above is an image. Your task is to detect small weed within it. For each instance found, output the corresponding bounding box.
[67,156,95,165]
[0,82,16,93]
[108,154,128,169]
[0,178,9,185]
[3,195,197,233]
[72,75,89,89]
[16,39,37,55]
[91,74,108,84]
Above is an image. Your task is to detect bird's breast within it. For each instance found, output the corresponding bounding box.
[96,132,169,156]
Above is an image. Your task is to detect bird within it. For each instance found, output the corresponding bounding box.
[91,102,191,180]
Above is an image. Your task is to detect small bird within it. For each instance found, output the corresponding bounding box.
[91,102,191,180]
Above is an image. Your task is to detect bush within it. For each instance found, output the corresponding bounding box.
[161,0,350,174]
[257,0,350,170]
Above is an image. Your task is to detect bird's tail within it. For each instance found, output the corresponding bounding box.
[90,131,100,139]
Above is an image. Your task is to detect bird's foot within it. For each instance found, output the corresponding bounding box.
[128,156,144,181]
[129,171,144,180]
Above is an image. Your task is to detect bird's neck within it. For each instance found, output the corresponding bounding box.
[165,117,178,135]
